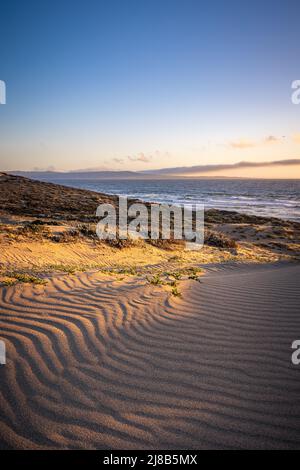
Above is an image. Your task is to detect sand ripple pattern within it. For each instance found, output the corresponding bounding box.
[0,264,300,449]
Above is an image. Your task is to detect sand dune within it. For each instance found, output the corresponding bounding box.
[0,263,300,449]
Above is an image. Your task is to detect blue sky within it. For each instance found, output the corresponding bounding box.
[0,0,300,174]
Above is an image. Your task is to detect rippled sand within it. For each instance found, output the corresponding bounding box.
[0,263,300,449]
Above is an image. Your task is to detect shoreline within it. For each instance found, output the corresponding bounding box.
[3,172,300,223]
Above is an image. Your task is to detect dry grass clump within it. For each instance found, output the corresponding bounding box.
[78,223,98,239]
[204,229,237,249]
[105,236,140,249]
[0,272,47,286]
[146,238,185,250]
[18,221,51,238]
[50,229,80,243]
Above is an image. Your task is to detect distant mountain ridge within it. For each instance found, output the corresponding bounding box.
[141,159,300,175]
[10,170,143,180]
[9,158,300,180]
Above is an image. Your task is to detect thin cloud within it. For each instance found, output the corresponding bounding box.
[264,135,282,144]
[127,152,153,163]
[230,135,284,148]
[229,139,256,149]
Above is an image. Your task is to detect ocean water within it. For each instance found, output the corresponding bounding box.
[52,178,300,221]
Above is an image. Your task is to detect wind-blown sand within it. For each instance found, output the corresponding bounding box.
[0,262,300,449]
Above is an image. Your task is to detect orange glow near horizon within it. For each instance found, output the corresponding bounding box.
[183,164,300,179]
